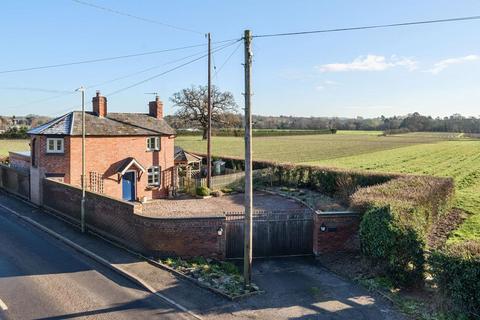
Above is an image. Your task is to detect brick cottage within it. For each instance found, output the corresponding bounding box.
[27,91,176,201]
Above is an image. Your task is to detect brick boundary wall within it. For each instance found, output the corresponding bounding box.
[8,151,30,171]
[42,178,226,259]
[313,212,361,255]
[0,164,30,199]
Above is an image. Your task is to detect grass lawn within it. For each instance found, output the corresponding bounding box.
[176,133,480,242]
[0,139,29,157]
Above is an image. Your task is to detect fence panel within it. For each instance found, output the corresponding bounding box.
[225,209,313,258]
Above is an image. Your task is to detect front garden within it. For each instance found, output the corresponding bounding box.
[160,257,260,299]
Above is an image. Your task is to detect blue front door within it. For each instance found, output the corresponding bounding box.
[122,171,135,201]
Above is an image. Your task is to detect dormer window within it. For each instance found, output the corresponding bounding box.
[146,137,160,151]
[46,138,64,154]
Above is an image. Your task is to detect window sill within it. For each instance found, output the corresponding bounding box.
[146,185,161,190]
[45,152,65,155]
[146,149,160,152]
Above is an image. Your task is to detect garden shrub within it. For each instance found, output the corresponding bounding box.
[196,186,211,196]
[430,241,480,315]
[360,206,426,287]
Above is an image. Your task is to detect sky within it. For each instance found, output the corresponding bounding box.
[0,0,479,118]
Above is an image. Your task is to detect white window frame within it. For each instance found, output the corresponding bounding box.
[147,166,161,186]
[46,138,64,154]
[146,137,160,151]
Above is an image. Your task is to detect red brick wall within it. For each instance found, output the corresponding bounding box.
[42,178,225,259]
[32,135,71,181]
[33,133,175,200]
[69,135,175,200]
[313,213,360,254]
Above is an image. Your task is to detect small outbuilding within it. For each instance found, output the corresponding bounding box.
[174,147,202,177]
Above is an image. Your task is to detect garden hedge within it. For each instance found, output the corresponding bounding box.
[176,128,335,137]
[430,241,480,315]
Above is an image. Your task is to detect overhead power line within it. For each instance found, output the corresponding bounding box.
[2,41,239,111]
[0,87,73,94]
[3,91,76,110]
[0,43,209,75]
[214,41,243,78]
[86,41,236,89]
[253,15,480,38]
[107,39,242,97]
[71,0,203,35]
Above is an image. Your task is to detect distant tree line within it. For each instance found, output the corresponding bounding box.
[166,112,480,134]
[0,126,29,139]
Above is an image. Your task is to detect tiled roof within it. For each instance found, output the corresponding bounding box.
[28,111,175,136]
[174,147,202,163]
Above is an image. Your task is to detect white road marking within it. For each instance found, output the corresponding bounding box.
[0,298,8,311]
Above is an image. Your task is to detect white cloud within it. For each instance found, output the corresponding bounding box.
[427,54,480,74]
[317,55,417,72]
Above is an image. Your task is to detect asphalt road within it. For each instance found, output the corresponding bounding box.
[0,206,191,320]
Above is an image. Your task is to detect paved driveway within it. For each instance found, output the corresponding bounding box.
[210,257,404,320]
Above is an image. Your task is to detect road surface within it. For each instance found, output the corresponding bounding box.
[0,205,191,320]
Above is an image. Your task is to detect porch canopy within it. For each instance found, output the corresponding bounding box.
[113,157,146,181]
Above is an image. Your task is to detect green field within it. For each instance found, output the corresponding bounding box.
[176,133,459,163]
[0,139,29,157]
[176,133,480,242]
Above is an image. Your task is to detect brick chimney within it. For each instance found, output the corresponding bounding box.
[92,91,107,117]
[149,95,163,119]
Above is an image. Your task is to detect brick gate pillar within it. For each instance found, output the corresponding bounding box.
[313,211,361,255]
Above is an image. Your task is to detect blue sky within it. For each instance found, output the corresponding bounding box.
[1,0,479,118]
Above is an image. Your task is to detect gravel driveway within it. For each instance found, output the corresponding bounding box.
[140,191,308,217]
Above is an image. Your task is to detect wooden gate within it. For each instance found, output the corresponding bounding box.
[225,209,314,258]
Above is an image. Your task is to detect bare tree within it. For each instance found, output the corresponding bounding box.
[170,85,239,139]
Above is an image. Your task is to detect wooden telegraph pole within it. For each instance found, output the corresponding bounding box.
[206,32,212,188]
[243,29,253,287]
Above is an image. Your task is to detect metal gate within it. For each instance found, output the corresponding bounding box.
[225,209,314,258]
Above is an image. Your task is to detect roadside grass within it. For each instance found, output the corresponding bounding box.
[302,140,480,243]
[358,276,467,320]
[0,139,29,157]
[176,133,452,164]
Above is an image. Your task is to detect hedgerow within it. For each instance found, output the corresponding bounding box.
[430,241,480,315]
[353,176,454,286]
[360,206,426,286]
[176,128,335,137]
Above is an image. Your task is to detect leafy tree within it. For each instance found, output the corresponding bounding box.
[170,85,239,139]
